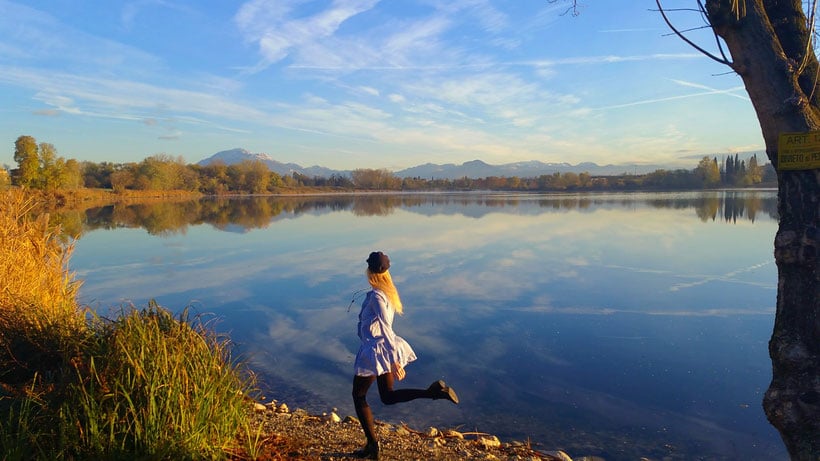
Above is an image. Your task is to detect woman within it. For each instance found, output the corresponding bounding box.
[352,251,459,460]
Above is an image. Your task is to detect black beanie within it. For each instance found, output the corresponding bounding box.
[367,251,390,274]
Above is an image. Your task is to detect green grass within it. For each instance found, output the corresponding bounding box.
[0,190,261,460]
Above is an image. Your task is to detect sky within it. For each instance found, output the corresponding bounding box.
[0,0,764,171]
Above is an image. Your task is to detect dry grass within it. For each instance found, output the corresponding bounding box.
[0,190,86,378]
[0,189,259,459]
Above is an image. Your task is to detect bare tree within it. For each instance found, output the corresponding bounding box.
[654,2,818,458]
[553,1,819,458]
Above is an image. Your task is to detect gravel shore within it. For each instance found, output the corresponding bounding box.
[246,401,578,461]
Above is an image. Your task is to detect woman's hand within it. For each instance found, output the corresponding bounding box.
[391,363,406,381]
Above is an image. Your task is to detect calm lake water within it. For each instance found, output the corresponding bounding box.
[66,191,786,460]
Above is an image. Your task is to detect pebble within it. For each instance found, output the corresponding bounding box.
[478,435,501,449]
[442,429,464,439]
[427,438,446,449]
[244,399,661,461]
[545,450,574,461]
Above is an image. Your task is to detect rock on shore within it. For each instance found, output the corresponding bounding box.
[246,400,608,461]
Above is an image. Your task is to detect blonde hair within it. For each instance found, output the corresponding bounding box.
[367,269,403,314]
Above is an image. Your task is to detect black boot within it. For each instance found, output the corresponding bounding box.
[428,380,459,404]
[427,380,446,394]
[353,440,380,459]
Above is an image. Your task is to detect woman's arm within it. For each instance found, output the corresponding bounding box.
[391,362,406,380]
[372,293,405,373]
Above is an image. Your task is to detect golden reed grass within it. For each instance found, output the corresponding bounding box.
[0,189,263,459]
[0,189,85,338]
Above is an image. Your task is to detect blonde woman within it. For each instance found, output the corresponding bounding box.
[351,251,459,459]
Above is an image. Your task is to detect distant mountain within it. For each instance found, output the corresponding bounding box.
[197,148,712,180]
[197,148,345,178]
[395,159,667,179]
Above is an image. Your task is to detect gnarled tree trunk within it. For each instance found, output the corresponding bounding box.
[704,1,820,459]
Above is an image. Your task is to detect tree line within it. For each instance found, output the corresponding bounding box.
[48,191,777,238]
[3,135,775,194]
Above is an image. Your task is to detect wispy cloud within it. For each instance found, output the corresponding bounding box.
[671,79,749,100]
[430,0,508,33]
[594,85,748,111]
[1,66,262,133]
[0,1,160,70]
[669,260,775,292]
[158,130,182,140]
[523,53,704,67]
[32,108,61,116]
[234,0,529,74]
[600,28,659,33]
[0,0,765,167]
[235,0,382,73]
[121,0,193,30]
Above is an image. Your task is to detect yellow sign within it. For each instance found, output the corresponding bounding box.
[777,131,820,170]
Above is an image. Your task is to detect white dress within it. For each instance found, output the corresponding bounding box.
[354,290,417,377]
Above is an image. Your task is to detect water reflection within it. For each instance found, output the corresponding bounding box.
[66,190,784,461]
[58,191,778,236]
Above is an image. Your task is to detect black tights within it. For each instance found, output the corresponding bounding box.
[352,373,433,443]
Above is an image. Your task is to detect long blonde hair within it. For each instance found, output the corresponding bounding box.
[367,269,403,314]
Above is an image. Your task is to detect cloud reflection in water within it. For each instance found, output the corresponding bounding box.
[67,192,783,460]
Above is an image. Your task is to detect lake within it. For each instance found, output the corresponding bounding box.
[66,190,786,460]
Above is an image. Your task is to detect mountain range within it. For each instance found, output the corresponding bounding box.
[197,148,342,178]
[197,148,757,180]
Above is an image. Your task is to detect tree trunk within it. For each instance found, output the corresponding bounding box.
[704,1,820,458]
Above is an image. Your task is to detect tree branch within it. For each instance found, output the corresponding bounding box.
[656,0,733,67]
[547,0,581,17]
[697,0,731,63]
[795,0,818,78]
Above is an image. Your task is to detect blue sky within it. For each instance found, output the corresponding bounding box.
[0,0,763,170]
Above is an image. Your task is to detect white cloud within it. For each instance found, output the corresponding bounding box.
[425,0,508,34]
[0,1,160,70]
[121,0,192,30]
[235,0,381,72]
[358,85,379,96]
[1,66,264,132]
[0,1,765,168]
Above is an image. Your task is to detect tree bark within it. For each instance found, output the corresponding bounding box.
[704,1,820,458]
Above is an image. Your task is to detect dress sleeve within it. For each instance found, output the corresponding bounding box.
[372,292,399,357]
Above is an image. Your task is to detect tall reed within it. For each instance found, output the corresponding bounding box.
[0,190,86,359]
[63,303,254,459]
[0,189,87,456]
[0,190,258,459]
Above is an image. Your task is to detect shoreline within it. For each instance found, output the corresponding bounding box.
[244,397,580,461]
[14,186,780,459]
[20,185,780,209]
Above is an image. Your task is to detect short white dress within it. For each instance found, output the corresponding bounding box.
[354,290,417,377]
